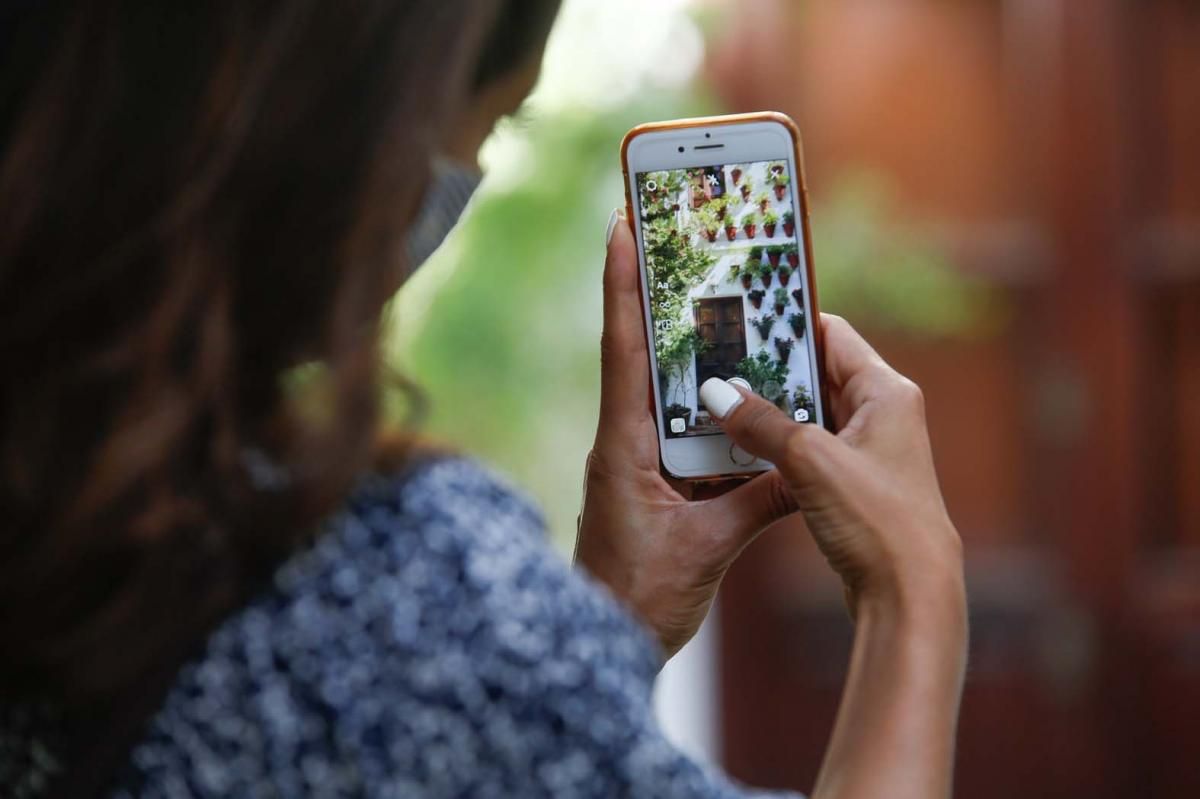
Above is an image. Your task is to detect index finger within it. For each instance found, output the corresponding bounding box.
[820,313,914,425]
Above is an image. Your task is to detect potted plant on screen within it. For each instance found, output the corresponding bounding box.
[755,191,770,213]
[756,259,773,289]
[763,210,779,238]
[730,165,743,186]
[724,215,738,241]
[726,262,742,284]
[734,351,790,403]
[741,209,758,239]
[773,287,789,316]
[785,241,800,267]
[771,172,791,201]
[788,310,807,338]
[749,245,764,263]
[793,383,816,421]
[777,263,792,285]
[740,175,753,202]
[774,336,794,361]
[747,289,766,310]
[696,207,719,243]
[766,244,783,267]
[768,161,785,177]
[712,195,728,222]
[744,255,761,286]
[783,210,796,238]
[738,261,755,289]
[791,287,804,307]
[751,314,775,341]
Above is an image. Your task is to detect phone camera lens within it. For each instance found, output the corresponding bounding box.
[677,146,685,153]
[705,132,711,138]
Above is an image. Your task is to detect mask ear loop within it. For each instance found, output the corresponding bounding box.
[404,156,485,270]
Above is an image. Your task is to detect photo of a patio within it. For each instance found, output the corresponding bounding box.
[639,159,817,439]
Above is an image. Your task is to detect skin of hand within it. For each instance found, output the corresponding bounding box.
[574,210,798,659]
[577,207,967,798]
[700,317,968,799]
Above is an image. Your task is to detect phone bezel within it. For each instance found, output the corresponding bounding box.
[621,113,828,480]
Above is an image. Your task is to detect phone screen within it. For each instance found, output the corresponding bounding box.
[636,160,819,439]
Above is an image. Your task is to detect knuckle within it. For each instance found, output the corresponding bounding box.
[738,401,776,440]
[894,376,925,411]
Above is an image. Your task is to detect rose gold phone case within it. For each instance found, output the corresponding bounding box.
[619,111,832,481]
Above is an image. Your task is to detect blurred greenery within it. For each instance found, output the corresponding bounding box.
[384,88,995,551]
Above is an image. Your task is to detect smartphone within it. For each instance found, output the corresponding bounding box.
[620,112,829,480]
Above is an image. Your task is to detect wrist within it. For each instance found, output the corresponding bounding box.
[855,560,967,641]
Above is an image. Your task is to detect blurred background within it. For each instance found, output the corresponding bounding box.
[387,1,1200,797]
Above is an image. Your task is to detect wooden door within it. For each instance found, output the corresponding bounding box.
[695,297,747,387]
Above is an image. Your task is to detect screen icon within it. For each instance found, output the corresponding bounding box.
[670,417,687,434]
[794,408,810,423]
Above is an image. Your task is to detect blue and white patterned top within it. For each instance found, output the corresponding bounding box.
[3,458,803,798]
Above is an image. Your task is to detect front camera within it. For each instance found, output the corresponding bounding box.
[678,146,685,153]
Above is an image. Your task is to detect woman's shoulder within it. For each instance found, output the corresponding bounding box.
[115,456,662,796]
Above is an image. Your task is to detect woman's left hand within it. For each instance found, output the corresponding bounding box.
[574,210,796,659]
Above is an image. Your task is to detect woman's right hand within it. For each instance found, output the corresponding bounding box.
[698,314,964,621]
[701,314,967,799]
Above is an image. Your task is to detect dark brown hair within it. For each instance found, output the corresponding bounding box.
[0,0,501,715]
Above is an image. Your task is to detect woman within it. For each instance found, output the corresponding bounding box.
[0,1,966,797]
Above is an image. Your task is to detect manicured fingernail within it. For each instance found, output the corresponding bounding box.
[727,377,752,392]
[700,378,744,420]
[605,207,624,246]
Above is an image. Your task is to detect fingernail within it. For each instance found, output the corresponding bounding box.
[727,377,752,392]
[700,378,744,420]
[605,207,622,246]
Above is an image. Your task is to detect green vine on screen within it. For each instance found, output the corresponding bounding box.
[644,213,716,403]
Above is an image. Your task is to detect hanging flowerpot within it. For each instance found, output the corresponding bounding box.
[788,311,807,338]
[740,184,751,201]
[773,288,789,317]
[766,248,781,267]
[725,224,738,242]
[760,271,772,289]
[747,289,765,310]
[774,184,787,201]
[777,265,791,284]
[703,228,718,243]
[791,288,804,307]
[763,212,779,239]
[751,314,776,341]
[740,272,753,290]
[731,167,743,185]
[741,210,758,240]
[774,336,794,361]
[787,250,799,268]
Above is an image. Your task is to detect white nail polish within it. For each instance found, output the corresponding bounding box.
[727,377,752,392]
[700,378,744,420]
[605,208,621,246]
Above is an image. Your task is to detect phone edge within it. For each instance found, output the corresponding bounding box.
[619,111,830,482]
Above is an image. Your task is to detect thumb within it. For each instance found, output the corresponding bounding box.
[698,377,838,488]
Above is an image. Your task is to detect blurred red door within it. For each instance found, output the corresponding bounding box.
[708,2,1200,797]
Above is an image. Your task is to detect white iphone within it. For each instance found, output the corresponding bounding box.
[620,112,828,480]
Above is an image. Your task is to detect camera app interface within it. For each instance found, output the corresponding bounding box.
[637,160,818,438]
